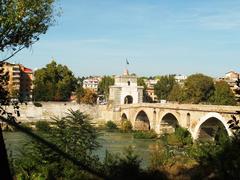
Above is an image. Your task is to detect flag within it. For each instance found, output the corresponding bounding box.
[126,59,129,65]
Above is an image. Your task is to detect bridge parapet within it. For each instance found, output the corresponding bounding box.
[120,103,239,114]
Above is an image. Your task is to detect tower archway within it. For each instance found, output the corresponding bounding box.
[124,95,133,104]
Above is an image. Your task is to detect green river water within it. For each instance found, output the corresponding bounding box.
[3,131,160,168]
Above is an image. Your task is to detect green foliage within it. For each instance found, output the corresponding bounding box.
[174,127,193,146]
[138,77,153,102]
[0,63,9,105]
[75,84,84,104]
[137,77,147,90]
[33,61,76,101]
[214,126,230,145]
[168,84,185,102]
[35,121,50,132]
[121,120,132,132]
[183,73,214,104]
[33,102,42,107]
[0,0,56,61]
[104,146,143,180]
[98,76,114,98]
[14,109,101,179]
[210,81,236,105]
[20,123,33,131]
[105,121,118,131]
[133,130,157,139]
[149,143,174,169]
[161,127,192,146]
[154,75,176,100]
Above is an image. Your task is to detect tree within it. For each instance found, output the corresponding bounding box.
[168,83,185,102]
[154,75,176,100]
[210,81,236,105]
[80,88,97,105]
[0,66,9,105]
[75,84,85,104]
[14,110,101,179]
[98,76,114,98]
[0,1,57,178]
[183,73,214,104]
[0,0,57,102]
[137,77,147,90]
[33,61,76,101]
[0,0,57,62]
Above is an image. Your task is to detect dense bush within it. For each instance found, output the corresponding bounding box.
[149,143,174,169]
[19,123,33,131]
[174,127,193,145]
[133,130,157,139]
[104,147,142,179]
[105,121,118,131]
[121,120,132,132]
[104,146,167,180]
[162,127,192,146]
[35,121,51,132]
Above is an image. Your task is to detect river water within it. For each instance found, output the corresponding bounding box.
[3,131,160,168]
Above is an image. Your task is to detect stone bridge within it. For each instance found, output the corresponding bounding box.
[108,103,240,140]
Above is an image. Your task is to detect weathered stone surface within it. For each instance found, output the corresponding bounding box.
[5,102,101,123]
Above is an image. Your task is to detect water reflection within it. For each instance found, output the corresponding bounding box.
[3,131,159,168]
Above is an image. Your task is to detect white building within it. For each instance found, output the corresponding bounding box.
[175,75,187,84]
[109,69,144,105]
[225,71,239,81]
[83,78,99,92]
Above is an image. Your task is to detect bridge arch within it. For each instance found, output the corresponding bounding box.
[159,112,179,134]
[134,110,150,131]
[193,112,232,140]
[121,113,128,121]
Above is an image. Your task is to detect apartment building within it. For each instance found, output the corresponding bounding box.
[1,62,33,100]
[83,77,101,92]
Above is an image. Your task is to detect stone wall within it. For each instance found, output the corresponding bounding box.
[5,102,106,123]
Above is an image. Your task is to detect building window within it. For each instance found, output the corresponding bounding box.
[128,81,130,86]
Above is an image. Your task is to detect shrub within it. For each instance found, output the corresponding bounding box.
[33,102,42,107]
[104,146,142,179]
[121,120,132,132]
[174,127,192,145]
[149,143,174,169]
[160,127,192,146]
[105,121,118,131]
[20,123,33,131]
[133,130,157,139]
[35,121,51,132]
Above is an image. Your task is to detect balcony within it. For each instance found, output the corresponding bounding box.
[12,67,20,73]
[12,74,20,78]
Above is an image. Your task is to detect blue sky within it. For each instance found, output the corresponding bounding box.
[6,0,240,77]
